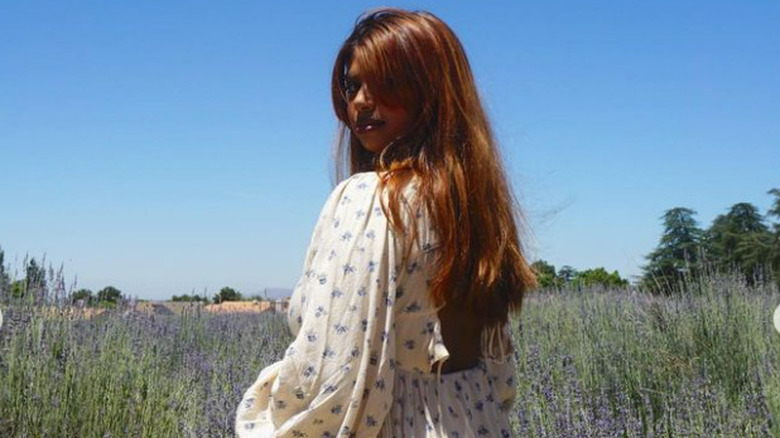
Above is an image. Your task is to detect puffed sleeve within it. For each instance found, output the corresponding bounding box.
[237,172,405,438]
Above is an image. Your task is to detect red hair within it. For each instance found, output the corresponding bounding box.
[331,8,537,327]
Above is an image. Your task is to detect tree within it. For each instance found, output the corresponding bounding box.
[71,288,95,306]
[172,293,210,303]
[0,247,10,297]
[530,260,558,289]
[642,207,705,295]
[25,257,47,301]
[97,286,123,305]
[766,188,780,286]
[572,267,629,289]
[704,202,771,284]
[557,265,578,284]
[213,287,242,304]
[10,280,25,300]
[768,188,780,223]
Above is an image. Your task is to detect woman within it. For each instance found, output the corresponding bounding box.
[236,8,537,437]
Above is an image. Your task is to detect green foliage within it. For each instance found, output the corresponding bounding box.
[97,286,123,304]
[765,188,780,287]
[9,280,25,300]
[704,202,771,283]
[213,286,242,303]
[641,207,705,295]
[643,188,780,294]
[171,293,210,304]
[71,288,95,306]
[0,247,10,296]
[557,265,578,284]
[25,258,47,292]
[248,294,269,302]
[570,267,628,289]
[530,260,557,288]
[531,260,627,291]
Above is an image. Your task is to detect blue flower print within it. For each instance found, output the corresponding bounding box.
[404,302,421,313]
[323,384,338,394]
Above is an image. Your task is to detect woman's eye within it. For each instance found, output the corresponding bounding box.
[344,80,360,97]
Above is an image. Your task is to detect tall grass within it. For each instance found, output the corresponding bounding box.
[510,271,779,437]
[0,270,778,437]
[0,305,291,437]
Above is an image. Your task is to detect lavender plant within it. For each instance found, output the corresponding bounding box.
[0,266,777,437]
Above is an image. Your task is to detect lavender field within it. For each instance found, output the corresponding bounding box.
[1,272,778,437]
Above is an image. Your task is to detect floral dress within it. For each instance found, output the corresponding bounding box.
[236,172,517,438]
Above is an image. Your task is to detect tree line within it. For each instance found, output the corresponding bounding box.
[530,186,780,294]
[0,249,271,306]
[0,252,126,307]
[638,187,780,295]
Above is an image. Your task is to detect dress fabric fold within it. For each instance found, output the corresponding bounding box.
[236,172,517,438]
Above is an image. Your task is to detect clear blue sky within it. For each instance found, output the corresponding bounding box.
[1,1,778,300]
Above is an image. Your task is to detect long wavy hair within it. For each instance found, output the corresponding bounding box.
[331,8,537,327]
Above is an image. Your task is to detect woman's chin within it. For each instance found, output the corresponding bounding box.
[359,141,387,155]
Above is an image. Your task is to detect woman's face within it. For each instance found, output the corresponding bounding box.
[344,60,412,154]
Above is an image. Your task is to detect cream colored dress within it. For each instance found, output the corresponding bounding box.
[236,172,517,438]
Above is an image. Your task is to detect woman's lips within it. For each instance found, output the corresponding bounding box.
[354,120,385,134]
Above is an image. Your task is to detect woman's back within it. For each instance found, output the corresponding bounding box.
[236,172,516,437]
